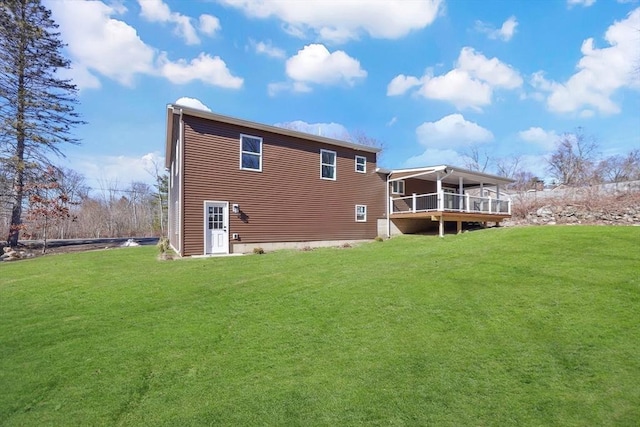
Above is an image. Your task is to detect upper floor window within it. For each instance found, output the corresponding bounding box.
[355,155,366,173]
[240,134,262,171]
[391,180,405,195]
[320,149,336,180]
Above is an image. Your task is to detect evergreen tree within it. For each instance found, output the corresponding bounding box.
[0,0,83,247]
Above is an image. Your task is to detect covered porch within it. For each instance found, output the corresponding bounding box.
[386,165,514,237]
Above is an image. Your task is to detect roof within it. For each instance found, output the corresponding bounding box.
[165,104,381,169]
[385,165,515,186]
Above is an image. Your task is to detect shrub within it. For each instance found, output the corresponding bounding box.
[253,247,265,255]
[157,237,170,253]
[341,242,352,248]
[374,236,384,242]
[300,245,313,252]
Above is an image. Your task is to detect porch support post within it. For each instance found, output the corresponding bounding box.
[466,194,470,213]
[436,173,443,211]
[439,216,444,237]
[457,221,462,234]
[458,176,464,212]
[412,193,417,213]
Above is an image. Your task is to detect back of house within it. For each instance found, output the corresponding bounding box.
[165,105,386,256]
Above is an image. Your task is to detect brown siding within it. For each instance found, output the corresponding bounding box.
[181,116,385,256]
[404,178,437,195]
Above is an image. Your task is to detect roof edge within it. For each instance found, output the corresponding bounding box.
[167,104,382,154]
[388,164,515,184]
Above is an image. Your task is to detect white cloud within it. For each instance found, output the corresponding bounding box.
[419,69,493,110]
[47,0,242,90]
[387,74,422,96]
[47,0,155,87]
[475,16,518,41]
[219,0,442,43]
[567,0,596,7]
[405,148,466,168]
[60,62,102,90]
[274,120,349,139]
[267,81,313,96]
[66,152,165,190]
[137,0,200,45]
[158,53,244,88]
[175,97,212,112]
[518,127,559,151]
[416,114,494,149]
[252,40,286,58]
[457,47,523,89]
[199,14,221,36]
[388,47,522,110]
[285,44,367,89]
[532,7,640,115]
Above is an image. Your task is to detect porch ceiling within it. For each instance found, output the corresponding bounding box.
[388,165,514,187]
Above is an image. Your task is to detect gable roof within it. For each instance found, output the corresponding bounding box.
[165,104,381,169]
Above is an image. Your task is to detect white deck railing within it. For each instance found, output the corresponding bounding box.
[391,191,511,215]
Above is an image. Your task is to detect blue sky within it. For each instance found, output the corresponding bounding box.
[45,0,640,190]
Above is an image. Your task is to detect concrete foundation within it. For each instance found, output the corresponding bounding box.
[231,239,373,254]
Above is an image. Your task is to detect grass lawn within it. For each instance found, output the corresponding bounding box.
[1,226,639,426]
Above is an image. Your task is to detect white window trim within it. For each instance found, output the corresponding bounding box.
[355,205,367,222]
[320,149,337,181]
[391,180,405,195]
[239,134,263,172]
[355,155,366,173]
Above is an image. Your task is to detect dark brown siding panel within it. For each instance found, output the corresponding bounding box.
[404,179,437,195]
[181,116,385,256]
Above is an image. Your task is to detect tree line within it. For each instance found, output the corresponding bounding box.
[464,128,640,192]
[0,165,168,243]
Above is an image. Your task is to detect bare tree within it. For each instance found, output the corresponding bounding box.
[596,149,640,183]
[23,166,75,253]
[146,159,168,235]
[463,145,491,172]
[495,155,522,179]
[547,128,599,186]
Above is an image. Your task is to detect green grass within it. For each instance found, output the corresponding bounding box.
[1,226,639,426]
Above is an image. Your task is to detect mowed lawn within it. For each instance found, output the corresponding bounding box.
[1,226,638,426]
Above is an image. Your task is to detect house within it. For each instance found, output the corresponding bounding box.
[165,105,513,257]
[165,105,386,256]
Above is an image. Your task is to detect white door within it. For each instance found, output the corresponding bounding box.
[204,201,229,254]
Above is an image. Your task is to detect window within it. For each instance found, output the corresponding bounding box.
[320,149,336,180]
[355,205,367,222]
[391,180,405,195]
[355,155,366,173]
[240,134,262,171]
